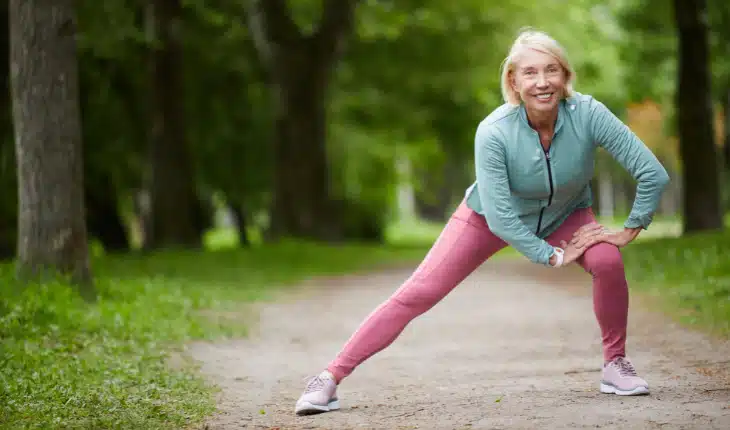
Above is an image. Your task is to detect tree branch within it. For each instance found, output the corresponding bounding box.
[312,0,359,64]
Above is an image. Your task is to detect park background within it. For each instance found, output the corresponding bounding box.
[2,0,730,428]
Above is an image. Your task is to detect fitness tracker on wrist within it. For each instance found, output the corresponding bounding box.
[551,247,565,268]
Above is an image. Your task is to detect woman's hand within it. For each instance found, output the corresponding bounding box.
[549,236,602,267]
[570,222,642,249]
[552,238,598,266]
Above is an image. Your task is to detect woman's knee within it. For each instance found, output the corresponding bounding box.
[583,243,625,277]
[391,275,449,315]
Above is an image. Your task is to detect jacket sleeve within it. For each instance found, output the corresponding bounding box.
[475,122,556,265]
[587,99,671,229]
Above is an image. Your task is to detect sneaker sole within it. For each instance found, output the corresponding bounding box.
[600,382,650,396]
[295,399,340,416]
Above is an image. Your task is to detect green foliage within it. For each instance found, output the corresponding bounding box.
[614,0,676,105]
[0,241,430,428]
[622,228,730,336]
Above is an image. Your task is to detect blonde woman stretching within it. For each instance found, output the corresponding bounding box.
[295,29,670,415]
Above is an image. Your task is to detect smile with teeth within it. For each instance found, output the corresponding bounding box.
[536,93,553,100]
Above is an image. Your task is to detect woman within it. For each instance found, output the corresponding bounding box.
[294,29,670,415]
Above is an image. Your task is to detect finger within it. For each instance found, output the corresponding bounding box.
[577,233,599,248]
[582,222,603,232]
[573,223,593,236]
[574,223,603,237]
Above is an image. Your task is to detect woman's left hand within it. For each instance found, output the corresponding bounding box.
[571,223,642,248]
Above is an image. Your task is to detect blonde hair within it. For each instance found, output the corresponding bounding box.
[500,28,575,105]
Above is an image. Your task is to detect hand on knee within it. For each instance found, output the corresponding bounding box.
[585,244,624,276]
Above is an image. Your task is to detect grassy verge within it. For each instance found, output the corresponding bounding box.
[0,240,430,429]
[621,229,730,337]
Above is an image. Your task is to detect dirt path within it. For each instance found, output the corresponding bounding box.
[189,260,730,429]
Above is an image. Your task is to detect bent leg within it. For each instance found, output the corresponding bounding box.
[545,208,629,363]
[580,243,628,362]
[326,202,507,382]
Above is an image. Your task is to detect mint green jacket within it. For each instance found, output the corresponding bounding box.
[464,92,670,266]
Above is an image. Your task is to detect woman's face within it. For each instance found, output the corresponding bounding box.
[511,48,567,114]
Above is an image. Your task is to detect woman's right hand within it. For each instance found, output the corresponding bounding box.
[551,238,597,267]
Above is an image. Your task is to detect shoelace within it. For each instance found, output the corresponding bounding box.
[302,375,326,394]
[614,358,637,377]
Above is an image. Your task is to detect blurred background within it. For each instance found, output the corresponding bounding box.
[3,0,729,257]
[2,0,730,427]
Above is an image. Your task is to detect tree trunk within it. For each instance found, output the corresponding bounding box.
[146,0,201,249]
[85,183,129,252]
[9,0,93,295]
[248,0,358,241]
[722,85,730,172]
[268,49,332,238]
[230,204,251,247]
[0,0,17,260]
[673,0,724,232]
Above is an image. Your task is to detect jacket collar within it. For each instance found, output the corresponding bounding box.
[517,96,572,137]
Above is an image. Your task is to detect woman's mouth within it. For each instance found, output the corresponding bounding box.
[536,93,553,101]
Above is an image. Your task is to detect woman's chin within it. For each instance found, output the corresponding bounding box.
[527,100,558,112]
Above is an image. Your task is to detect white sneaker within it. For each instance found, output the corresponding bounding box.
[600,356,650,396]
[294,370,340,415]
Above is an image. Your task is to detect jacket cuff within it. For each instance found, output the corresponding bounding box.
[625,212,654,230]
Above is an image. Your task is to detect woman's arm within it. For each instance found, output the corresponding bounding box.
[587,99,671,231]
[475,123,556,265]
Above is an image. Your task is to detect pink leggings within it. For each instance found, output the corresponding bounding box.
[327,201,629,382]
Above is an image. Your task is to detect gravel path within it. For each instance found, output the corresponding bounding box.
[189,259,730,429]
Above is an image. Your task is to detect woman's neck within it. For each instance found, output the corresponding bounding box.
[525,107,559,136]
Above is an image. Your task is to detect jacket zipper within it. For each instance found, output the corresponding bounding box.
[535,147,554,235]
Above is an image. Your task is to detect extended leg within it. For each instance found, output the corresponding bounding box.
[294,202,507,415]
[327,203,507,381]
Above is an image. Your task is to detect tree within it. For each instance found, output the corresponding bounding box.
[709,0,730,171]
[146,0,202,249]
[673,0,724,232]
[9,0,94,296]
[0,0,17,259]
[247,0,359,241]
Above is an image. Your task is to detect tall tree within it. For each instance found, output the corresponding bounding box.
[247,0,358,241]
[146,0,201,249]
[9,0,94,295]
[709,0,730,171]
[0,0,17,259]
[673,0,724,232]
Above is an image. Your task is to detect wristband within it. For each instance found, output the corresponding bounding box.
[551,247,564,268]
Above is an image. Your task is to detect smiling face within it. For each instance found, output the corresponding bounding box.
[511,48,567,114]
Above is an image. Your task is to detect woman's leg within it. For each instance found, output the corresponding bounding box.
[316,203,506,382]
[544,207,628,362]
[326,201,508,382]
[296,202,507,414]
[545,207,649,395]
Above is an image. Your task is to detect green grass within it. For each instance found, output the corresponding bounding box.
[0,240,431,429]
[621,229,730,337]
